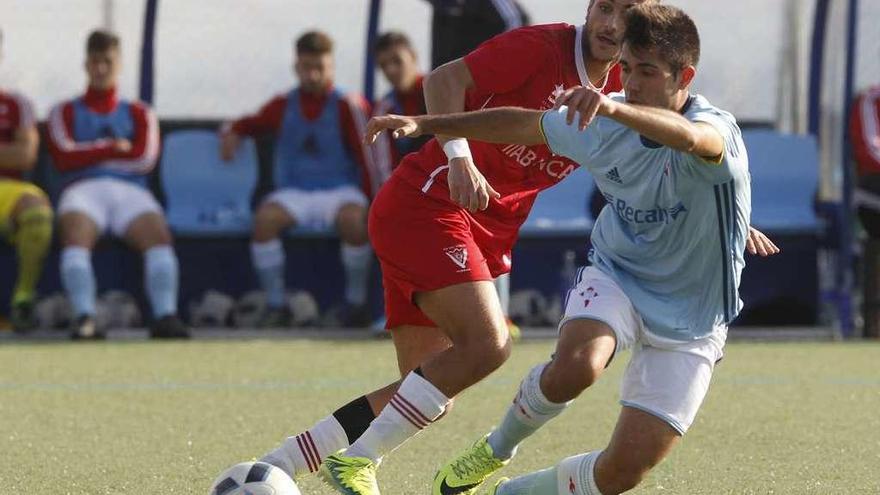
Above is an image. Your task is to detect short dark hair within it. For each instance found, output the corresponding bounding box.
[86,29,120,54]
[295,31,333,56]
[374,31,414,55]
[623,4,700,73]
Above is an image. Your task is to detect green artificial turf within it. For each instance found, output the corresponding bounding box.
[1,339,877,494]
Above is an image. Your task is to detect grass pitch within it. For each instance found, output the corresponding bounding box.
[1,338,878,494]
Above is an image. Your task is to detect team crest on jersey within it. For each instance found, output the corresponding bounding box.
[443,245,469,270]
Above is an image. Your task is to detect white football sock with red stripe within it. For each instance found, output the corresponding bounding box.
[261,415,348,478]
[487,362,570,459]
[345,370,449,463]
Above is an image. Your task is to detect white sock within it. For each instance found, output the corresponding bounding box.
[341,243,371,306]
[251,239,286,308]
[144,245,179,318]
[487,363,571,459]
[557,451,603,495]
[60,246,96,317]
[261,415,348,478]
[346,371,449,462]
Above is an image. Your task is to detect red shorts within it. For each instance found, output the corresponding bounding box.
[369,176,511,328]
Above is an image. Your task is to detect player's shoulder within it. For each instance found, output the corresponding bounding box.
[48,94,79,116]
[0,89,35,110]
[686,94,739,129]
[125,98,156,114]
[517,22,574,45]
[336,88,370,114]
[493,22,574,48]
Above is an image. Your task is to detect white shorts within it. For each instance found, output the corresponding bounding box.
[264,186,368,230]
[58,178,163,237]
[559,266,726,434]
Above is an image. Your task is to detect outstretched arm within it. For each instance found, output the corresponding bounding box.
[365,107,546,147]
[553,86,724,161]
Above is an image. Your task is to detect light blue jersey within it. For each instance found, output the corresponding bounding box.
[541,94,751,341]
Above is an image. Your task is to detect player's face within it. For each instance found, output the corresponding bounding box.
[85,48,121,90]
[376,46,419,92]
[585,0,645,62]
[619,44,693,110]
[295,52,334,95]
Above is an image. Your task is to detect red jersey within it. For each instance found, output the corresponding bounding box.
[393,24,622,244]
[0,89,37,180]
[227,87,378,197]
[47,86,159,175]
[851,86,880,176]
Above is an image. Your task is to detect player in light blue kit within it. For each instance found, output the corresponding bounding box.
[365,4,751,494]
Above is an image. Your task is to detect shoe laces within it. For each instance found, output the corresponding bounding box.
[450,444,499,480]
[337,458,378,491]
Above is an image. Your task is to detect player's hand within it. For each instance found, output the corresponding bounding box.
[220,131,241,161]
[112,138,132,153]
[746,226,780,256]
[553,85,609,131]
[447,156,501,213]
[364,114,422,144]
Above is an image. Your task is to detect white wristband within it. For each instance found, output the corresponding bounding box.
[442,138,472,161]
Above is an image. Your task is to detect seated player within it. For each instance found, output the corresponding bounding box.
[372,31,429,178]
[220,31,377,328]
[47,30,188,340]
[0,28,53,332]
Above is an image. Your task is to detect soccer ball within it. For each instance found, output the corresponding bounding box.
[232,291,267,328]
[96,290,143,329]
[509,289,550,326]
[210,461,300,495]
[34,292,74,330]
[286,290,319,327]
[189,290,236,327]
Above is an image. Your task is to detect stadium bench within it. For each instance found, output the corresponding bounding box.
[743,129,821,234]
[159,129,258,236]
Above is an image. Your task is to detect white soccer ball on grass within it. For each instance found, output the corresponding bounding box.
[210,461,300,495]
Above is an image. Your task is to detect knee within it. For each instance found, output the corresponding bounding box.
[337,205,368,245]
[253,204,291,241]
[14,202,53,245]
[460,328,511,378]
[542,350,606,402]
[15,191,50,213]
